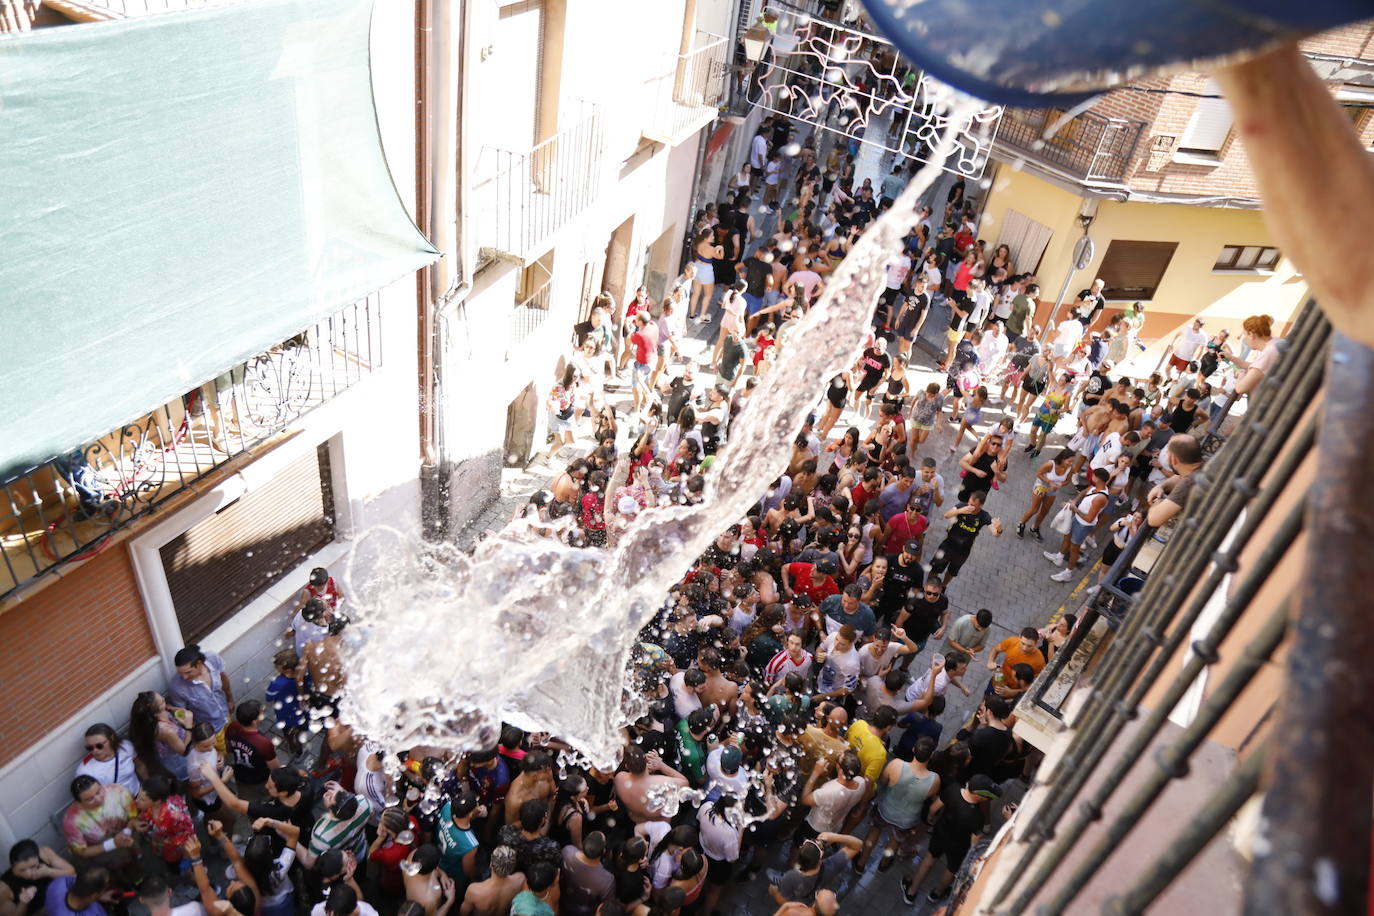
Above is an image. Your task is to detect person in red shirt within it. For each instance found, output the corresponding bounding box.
[882,500,931,557]
[367,807,420,898]
[224,700,279,803]
[850,467,882,515]
[618,312,659,414]
[580,470,608,547]
[782,558,840,604]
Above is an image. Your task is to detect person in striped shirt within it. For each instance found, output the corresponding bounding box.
[302,783,370,866]
[764,633,813,685]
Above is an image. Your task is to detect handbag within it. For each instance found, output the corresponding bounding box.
[1050,502,1075,535]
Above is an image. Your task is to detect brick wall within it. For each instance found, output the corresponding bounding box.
[0,548,156,769]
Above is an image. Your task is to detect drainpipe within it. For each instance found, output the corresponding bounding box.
[418,0,462,539]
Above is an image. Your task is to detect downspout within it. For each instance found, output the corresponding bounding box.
[418,0,464,539]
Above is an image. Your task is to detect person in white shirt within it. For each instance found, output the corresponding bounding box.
[749,130,769,174]
[966,278,994,331]
[1168,318,1208,376]
[1050,315,1085,360]
[74,724,141,798]
[975,322,1009,378]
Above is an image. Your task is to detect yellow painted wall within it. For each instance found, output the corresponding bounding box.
[978,168,1310,373]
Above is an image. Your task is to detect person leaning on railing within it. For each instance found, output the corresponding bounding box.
[1220,314,1281,396]
[1144,434,1204,529]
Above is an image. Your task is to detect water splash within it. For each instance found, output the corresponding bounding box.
[338,94,982,768]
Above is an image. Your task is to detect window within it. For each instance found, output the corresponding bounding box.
[1096,240,1178,301]
[1214,245,1281,272]
[1175,79,1231,162]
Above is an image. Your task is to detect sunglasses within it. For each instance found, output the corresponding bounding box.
[85,741,107,751]
[925,590,942,596]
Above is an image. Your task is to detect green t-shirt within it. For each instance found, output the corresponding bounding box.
[436,801,479,879]
[675,719,707,787]
[510,890,555,916]
[747,633,783,672]
[1008,294,1031,336]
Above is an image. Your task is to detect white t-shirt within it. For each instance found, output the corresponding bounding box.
[1173,327,1207,361]
[697,808,742,862]
[815,635,862,695]
[750,134,768,169]
[904,667,951,701]
[858,642,900,678]
[186,746,221,803]
[885,256,912,291]
[976,331,1008,370]
[1089,431,1124,472]
[312,903,378,916]
[1053,318,1084,352]
[668,671,703,719]
[292,607,329,659]
[805,777,866,831]
[75,742,141,798]
[705,747,752,799]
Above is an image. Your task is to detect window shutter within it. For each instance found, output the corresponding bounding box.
[1097,240,1178,301]
[1179,79,1232,152]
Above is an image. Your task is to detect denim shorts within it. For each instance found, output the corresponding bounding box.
[1070,517,1095,545]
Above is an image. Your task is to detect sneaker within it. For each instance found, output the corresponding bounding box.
[1085,584,1100,595]
[1084,536,1099,550]
[1016,522,1025,539]
[1032,527,1044,541]
[901,882,918,906]
[877,850,896,873]
[1051,569,1073,582]
[1023,443,1035,453]
[1043,551,1065,566]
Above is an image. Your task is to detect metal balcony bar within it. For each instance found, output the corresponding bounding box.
[988,298,1331,913]
[474,102,604,262]
[1247,332,1374,914]
[509,276,553,349]
[643,32,728,143]
[0,295,381,602]
[993,108,1146,183]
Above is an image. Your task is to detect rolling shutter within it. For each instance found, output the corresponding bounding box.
[161,445,336,643]
[1178,79,1232,152]
[1096,240,1178,301]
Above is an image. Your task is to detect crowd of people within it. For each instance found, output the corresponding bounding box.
[2,100,1289,916]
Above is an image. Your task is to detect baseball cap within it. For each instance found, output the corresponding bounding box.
[618,496,640,516]
[720,746,743,774]
[968,774,1001,799]
[904,539,922,556]
[816,558,838,575]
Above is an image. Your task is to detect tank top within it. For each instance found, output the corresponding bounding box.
[1041,463,1070,489]
[1,869,47,907]
[826,377,849,408]
[876,762,936,830]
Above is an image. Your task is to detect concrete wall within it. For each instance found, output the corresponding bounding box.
[979,167,1309,355]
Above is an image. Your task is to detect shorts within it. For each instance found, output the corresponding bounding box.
[1102,539,1124,568]
[1070,517,1095,546]
[705,855,734,886]
[911,420,934,432]
[928,830,970,873]
[1032,416,1056,432]
[764,289,783,308]
[695,260,715,285]
[793,819,821,846]
[946,328,963,344]
[549,412,574,434]
[1051,342,1071,359]
[1167,353,1191,373]
[1032,483,1050,496]
[633,361,652,383]
[309,692,339,721]
[1021,376,1047,396]
[962,407,981,425]
[1079,433,1101,457]
[656,339,671,357]
[744,293,764,316]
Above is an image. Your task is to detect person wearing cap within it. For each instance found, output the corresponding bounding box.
[851,337,892,416]
[878,539,925,627]
[880,495,930,559]
[704,743,751,800]
[782,557,840,605]
[1073,278,1107,329]
[434,790,482,881]
[818,584,876,638]
[902,774,997,904]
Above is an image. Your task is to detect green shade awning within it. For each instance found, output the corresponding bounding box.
[0,0,438,480]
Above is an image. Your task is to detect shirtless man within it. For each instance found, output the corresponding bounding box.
[1068,397,1130,486]
[305,616,348,721]
[613,745,689,823]
[502,751,555,827]
[459,845,523,916]
[401,845,454,916]
[695,648,739,719]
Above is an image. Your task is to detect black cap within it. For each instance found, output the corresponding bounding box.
[904,540,922,556]
[968,774,1001,799]
[816,558,838,575]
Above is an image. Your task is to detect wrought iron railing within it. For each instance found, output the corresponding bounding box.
[0,296,380,602]
[474,102,604,262]
[993,108,1146,183]
[642,31,729,143]
[975,299,1339,914]
[509,278,553,349]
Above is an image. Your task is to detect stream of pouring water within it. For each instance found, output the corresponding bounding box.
[339,93,989,769]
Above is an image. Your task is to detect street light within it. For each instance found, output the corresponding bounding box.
[742,20,771,62]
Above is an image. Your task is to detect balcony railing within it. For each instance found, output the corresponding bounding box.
[509,277,553,352]
[0,296,380,603]
[474,102,604,263]
[959,299,1349,915]
[993,108,1145,183]
[642,31,728,144]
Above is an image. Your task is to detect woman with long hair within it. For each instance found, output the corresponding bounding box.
[551,774,592,850]
[544,363,581,461]
[129,691,191,783]
[689,229,725,323]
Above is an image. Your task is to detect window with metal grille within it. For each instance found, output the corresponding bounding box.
[1096,240,1178,301]
[160,444,336,643]
[1214,244,1281,272]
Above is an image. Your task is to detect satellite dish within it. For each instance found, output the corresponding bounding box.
[857,0,1369,107]
[1073,236,1095,271]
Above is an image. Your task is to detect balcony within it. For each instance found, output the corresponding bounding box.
[641,30,729,145]
[509,275,553,356]
[0,296,380,604]
[993,108,1146,184]
[473,102,605,264]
